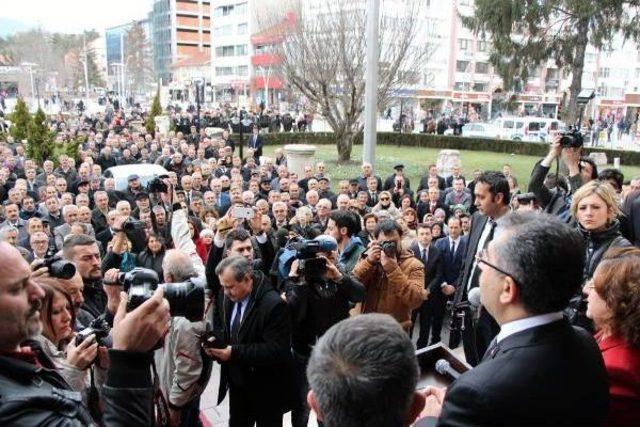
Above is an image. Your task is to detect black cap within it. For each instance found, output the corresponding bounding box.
[260,178,272,185]
[393,164,405,170]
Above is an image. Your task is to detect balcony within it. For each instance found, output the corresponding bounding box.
[252,75,284,89]
[251,53,282,67]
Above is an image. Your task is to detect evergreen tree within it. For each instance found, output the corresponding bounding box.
[26,108,54,164]
[9,97,31,142]
[125,22,153,95]
[146,86,162,135]
[462,0,626,124]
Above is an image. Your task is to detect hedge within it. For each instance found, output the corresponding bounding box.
[230,132,640,166]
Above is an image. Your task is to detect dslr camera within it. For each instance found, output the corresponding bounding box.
[288,238,337,284]
[42,253,76,280]
[116,268,205,322]
[122,217,147,232]
[75,317,111,347]
[559,128,584,148]
[379,241,398,258]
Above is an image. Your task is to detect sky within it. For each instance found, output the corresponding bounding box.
[0,0,153,36]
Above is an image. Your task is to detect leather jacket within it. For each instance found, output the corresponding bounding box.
[578,220,632,282]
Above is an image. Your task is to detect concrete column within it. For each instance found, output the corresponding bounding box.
[284,144,317,177]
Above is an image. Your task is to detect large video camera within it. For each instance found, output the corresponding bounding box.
[559,128,584,148]
[288,238,337,284]
[42,253,76,280]
[116,268,204,322]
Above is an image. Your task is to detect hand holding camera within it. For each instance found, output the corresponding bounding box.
[67,333,99,370]
[380,244,399,272]
[366,240,382,264]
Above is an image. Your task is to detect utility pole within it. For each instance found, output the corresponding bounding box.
[120,33,126,102]
[363,0,380,168]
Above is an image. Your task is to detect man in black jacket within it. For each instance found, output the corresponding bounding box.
[0,242,171,425]
[410,224,443,348]
[206,256,293,426]
[417,213,609,426]
[247,126,264,161]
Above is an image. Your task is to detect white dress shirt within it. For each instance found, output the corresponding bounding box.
[496,312,564,344]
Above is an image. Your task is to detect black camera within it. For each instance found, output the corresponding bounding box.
[42,254,76,280]
[117,268,205,322]
[515,192,537,204]
[75,317,111,347]
[379,241,397,258]
[559,129,584,148]
[123,217,147,232]
[147,176,168,193]
[288,238,337,283]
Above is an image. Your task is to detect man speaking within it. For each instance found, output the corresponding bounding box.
[418,213,609,426]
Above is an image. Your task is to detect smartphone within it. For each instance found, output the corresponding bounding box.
[232,206,255,220]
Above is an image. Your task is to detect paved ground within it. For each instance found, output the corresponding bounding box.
[200,315,464,426]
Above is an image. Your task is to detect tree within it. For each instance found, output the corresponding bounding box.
[9,97,31,142]
[146,86,162,135]
[124,22,153,95]
[262,0,434,162]
[26,108,54,164]
[462,0,627,125]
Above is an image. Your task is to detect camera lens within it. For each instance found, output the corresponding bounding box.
[50,259,76,280]
[163,280,205,322]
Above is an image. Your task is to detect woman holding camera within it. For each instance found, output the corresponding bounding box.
[33,281,107,414]
[585,247,640,427]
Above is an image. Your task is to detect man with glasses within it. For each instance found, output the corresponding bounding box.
[27,231,49,262]
[418,213,609,426]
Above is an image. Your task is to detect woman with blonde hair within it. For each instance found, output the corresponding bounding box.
[571,180,631,283]
[371,191,400,218]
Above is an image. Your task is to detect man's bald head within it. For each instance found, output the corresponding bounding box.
[162,249,197,283]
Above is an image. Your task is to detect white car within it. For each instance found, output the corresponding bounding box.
[104,164,169,192]
[461,123,500,138]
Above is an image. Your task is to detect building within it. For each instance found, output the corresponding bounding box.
[90,35,108,87]
[149,0,212,84]
[105,19,153,92]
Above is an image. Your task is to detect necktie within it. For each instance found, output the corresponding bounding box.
[481,337,500,362]
[451,240,456,255]
[231,302,242,343]
[422,248,428,265]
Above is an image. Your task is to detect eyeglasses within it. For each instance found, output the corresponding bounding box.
[380,197,390,201]
[475,249,520,286]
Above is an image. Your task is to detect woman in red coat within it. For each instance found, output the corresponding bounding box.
[586,246,640,427]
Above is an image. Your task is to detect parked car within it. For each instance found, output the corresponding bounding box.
[461,122,500,138]
[104,164,169,192]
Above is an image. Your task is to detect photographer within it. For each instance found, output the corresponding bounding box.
[0,241,171,425]
[528,134,598,220]
[284,235,365,427]
[353,219,427,331]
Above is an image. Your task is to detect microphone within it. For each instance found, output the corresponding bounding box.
[435,359,461,381]
[468,287,481,308]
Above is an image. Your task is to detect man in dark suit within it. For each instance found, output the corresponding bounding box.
[383,164,411,192]
[445,165,466,188]
[451,171,510,366]
[410,224,443,348]
[417,164,445,191]
[96,210,117,251]
[247,126,264,161]
[417,213,609,427]
[355,162,382,191]
[433,217,467,341]
[206,256,293,426]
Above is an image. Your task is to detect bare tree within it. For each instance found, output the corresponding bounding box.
[260,0,434,162]
[124,22,154,96]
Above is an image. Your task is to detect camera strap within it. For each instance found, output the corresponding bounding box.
[151,359,170,427]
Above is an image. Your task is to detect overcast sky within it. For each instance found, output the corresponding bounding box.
[0,0,152,35]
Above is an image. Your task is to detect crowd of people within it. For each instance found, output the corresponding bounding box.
[0,100,639,427]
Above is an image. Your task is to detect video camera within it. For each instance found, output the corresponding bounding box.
[288,238,337,284]
[147,175,169,193]
[116,268,205,322]
[42,253,76,280]
[122,217,147,232]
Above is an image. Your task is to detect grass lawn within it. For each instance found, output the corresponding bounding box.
[264,144,640,191]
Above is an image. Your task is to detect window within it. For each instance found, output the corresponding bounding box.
[599,67,610,78]
[215,67,234,76]
[235,44,247,56]
[475,62,489,74]
[477,40,487,52]
[585,53,596,62]
[213,25,232,37]
[456,60,470,72]
[215,45,236,57]
[235,2,247,15]
[458,38,471,51]
[214,5,234,17]
[237,23,247,34]
[472,82,487,92]
[237,65,248,76]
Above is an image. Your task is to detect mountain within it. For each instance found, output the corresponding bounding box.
[0,18,33,37]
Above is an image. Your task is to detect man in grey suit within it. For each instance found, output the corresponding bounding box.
[54,205,95,250]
